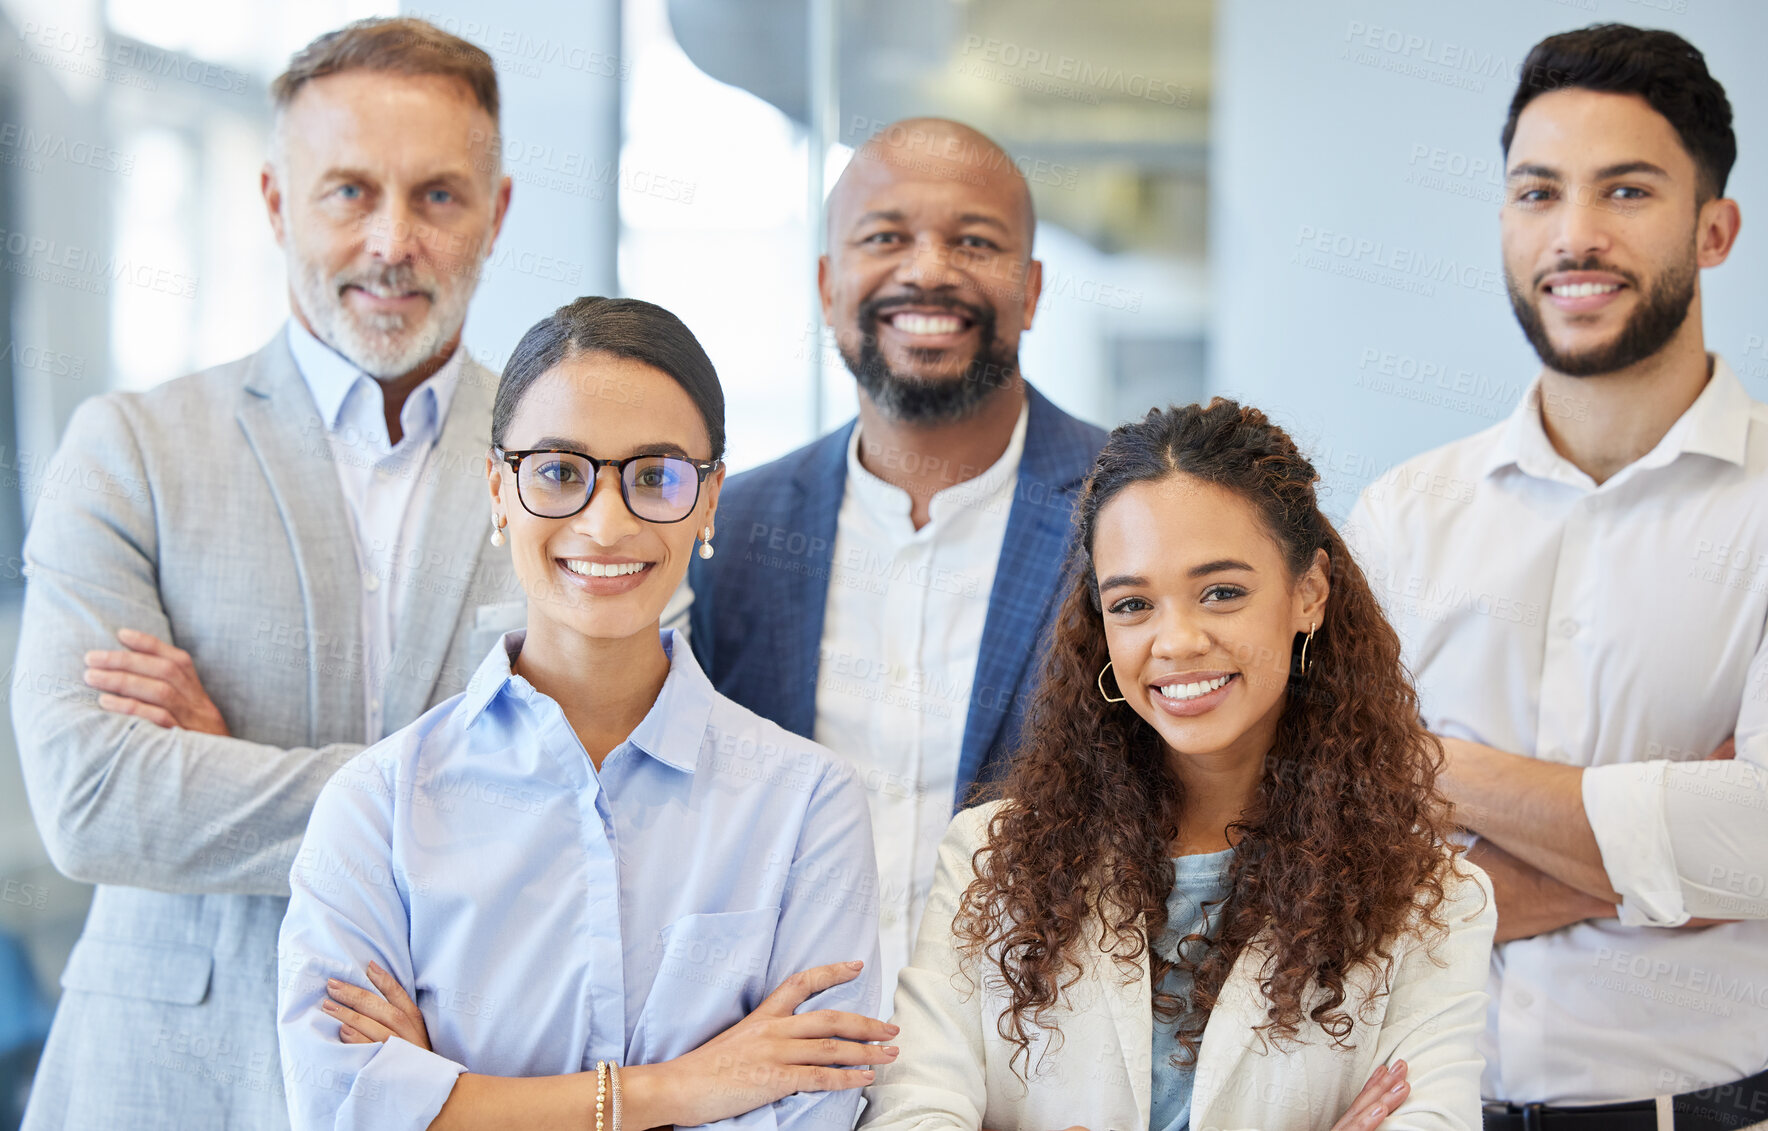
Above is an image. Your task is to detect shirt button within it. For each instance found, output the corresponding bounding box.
[363,573,381,592]
[1543,747,1567,762]
[1513,990,1534,1008]
[371,697,381,713]
[1556,618,1578,638]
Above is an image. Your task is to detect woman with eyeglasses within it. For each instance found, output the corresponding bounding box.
[277,297,892,1131]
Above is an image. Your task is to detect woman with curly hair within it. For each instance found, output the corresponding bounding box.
[860,399,1495,1131]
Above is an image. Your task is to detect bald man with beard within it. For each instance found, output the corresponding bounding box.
[688,117,1107,1003]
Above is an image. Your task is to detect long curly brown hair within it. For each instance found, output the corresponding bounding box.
[956,398,1464,1074]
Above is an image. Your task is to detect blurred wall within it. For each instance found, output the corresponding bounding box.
[397,0,621,373]
[1210,0,1768,520]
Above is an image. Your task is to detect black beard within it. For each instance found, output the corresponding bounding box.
[1507,252,1697,378]
[840,291,1018,424]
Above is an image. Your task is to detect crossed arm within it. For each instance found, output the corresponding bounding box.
[1437,736,1741,941]
[315,960,892,1131]
[278,759,894,1131]
[14,395,366,895]
[1343,488,1758,941]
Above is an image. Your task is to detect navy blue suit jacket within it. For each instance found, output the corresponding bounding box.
[688,384,1108,805]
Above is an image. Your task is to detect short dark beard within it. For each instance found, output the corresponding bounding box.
[1506,251,1697,377]
[840,290,1019,424]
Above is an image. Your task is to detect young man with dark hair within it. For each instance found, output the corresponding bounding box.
[1349,23,1766,1131]
[13,18,525,1129]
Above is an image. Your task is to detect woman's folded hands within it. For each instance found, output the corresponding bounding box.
[323,958,898,1127]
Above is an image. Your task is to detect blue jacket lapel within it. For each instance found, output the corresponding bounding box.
[956,385,1105,796]
[768,423,851,735]
[781,424,848,735]
[703,392,1099,784]
[688,423,847,738]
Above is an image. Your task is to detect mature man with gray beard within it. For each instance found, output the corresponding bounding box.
[12,18,528,1129]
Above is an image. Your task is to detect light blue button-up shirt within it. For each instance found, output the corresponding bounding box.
[277,628,882,1131]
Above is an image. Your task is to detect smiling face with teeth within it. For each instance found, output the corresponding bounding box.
[1093,474,1328,771]
[1500,89,1738,378]
[487,351,722,649]
[819,119,1042,424]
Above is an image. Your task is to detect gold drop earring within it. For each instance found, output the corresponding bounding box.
[1297,621,1317,674]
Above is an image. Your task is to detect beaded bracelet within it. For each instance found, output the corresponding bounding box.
[594,1060,609,1131]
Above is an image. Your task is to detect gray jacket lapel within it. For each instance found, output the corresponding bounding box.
[234,336,366,746]
[379,357,496,728]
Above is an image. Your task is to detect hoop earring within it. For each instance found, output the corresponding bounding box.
[489,514,507,547]
[1297,622,1318,675]
[1097,661,1126,703]
[698,525,715,560]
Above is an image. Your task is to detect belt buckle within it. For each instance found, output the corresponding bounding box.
[1481,1101,1537,1131]
[1521,1102,1547,1131]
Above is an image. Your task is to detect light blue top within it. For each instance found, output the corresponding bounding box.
[1149,848,1235,1131]
[277,628,882,1131]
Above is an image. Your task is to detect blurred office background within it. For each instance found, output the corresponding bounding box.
[0,0,1762,1120]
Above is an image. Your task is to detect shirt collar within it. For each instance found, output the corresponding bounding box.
[457,627,713,774]
[844,399,1031,521]
[1481,354,1749,482]
[1480,379,1567,482]
[1657,355,1751,468]
[285,318,464,443]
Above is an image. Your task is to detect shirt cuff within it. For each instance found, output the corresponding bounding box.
[338,1035,468,1131]
[1581,762,1688,927]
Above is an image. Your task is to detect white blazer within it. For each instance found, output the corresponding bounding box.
[861,801,1496,1131]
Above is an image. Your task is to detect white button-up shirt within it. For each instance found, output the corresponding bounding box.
[1346,356,1768,1106]
[814,403,1028,1007]
[287,320,463,741]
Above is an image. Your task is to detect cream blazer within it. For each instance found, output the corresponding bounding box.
[861,801,1496,1131]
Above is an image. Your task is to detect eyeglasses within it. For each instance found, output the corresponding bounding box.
[494,448,720,524]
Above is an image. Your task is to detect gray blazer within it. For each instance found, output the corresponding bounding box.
[13,332,525,1130]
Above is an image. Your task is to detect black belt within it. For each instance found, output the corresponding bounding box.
[1484,1067,1768,1131]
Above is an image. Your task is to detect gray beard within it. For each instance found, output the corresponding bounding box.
[290,253,480,379]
